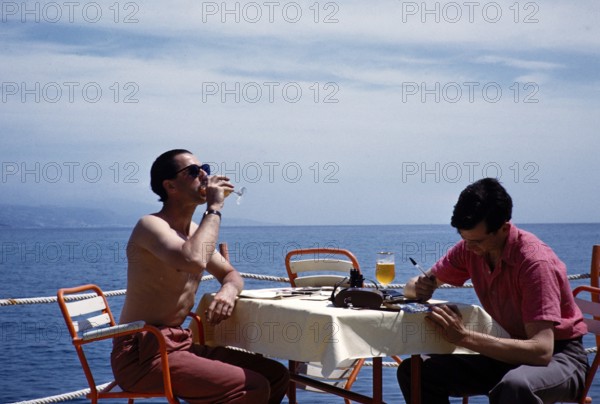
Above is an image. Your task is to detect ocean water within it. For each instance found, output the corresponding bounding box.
[1,223,599,403]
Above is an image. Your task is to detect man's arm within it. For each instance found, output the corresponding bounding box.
[427,305,555,366]
[131,214,221,274]
[204,250,244,325]
[131,175,230,274]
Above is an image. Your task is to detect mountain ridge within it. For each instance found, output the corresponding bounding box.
[0,204,276,228]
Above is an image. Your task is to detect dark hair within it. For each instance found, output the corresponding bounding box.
[450,178,512,233]
[150,149,192,202]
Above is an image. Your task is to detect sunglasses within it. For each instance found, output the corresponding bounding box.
[175,163,211,178]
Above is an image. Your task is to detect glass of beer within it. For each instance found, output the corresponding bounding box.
[376,252,395,287]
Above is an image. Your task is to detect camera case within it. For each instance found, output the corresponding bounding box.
[332,287,384,309]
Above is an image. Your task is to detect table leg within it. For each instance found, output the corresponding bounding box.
[289,358,384,404]
[373,357,383,403]
[288,360,297,404]
[410,354,422,404]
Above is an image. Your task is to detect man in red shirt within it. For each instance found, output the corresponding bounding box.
[398,178,588,403]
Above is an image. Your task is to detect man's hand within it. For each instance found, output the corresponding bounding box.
[414,274,437,301]
[205,285,238,325]
[425,304,467,345]
[204,175,234,211]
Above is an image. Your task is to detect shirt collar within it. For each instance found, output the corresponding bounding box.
[500,222,519,266]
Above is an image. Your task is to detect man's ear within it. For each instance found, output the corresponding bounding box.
[163,179,177,195]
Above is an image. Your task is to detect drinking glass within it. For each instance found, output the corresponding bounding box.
[225,187,247,205]
[201,185,247,205]
[376,252,395,287]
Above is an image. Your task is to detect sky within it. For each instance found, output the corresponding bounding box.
[1,0,599,226]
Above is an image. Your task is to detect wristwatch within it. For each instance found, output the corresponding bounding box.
[204,209,221,219]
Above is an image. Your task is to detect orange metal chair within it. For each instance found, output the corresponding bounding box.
[57,284,203,404]
[571,285,600,403]
[590,245,600,289]
[543,246,600,404]
[567,244,600,403]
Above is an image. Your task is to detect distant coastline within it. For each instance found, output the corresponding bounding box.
[0,204,279,228]
[0,204,598,229]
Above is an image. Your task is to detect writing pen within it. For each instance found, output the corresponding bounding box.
[409,257,432,279]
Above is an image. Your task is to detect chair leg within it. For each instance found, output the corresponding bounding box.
[462,397,469,404]
[288,360,298,404]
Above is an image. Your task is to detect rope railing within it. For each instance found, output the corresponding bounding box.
[0,272,283,306]
[9,383,111,404]
[1,272,590,307]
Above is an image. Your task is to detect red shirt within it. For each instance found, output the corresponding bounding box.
[431,223,586,340]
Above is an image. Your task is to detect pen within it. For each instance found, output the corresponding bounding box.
[409,257,430,278]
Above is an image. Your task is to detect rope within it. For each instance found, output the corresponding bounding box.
[382,273,591,289]
[1,272,593,306]
[363,360,402,368]
[0,272,591,306]
[0,272,287,306]
[8,382,110,404]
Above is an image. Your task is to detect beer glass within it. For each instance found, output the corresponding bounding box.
[376,252,395,287]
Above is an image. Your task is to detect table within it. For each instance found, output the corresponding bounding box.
[198,289,508,403]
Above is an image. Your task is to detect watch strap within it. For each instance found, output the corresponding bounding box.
[204,209,221,219]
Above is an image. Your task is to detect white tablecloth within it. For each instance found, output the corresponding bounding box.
[199,289,508,377]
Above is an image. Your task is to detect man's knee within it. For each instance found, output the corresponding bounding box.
[489,370,536,403]
[244,371,271,401]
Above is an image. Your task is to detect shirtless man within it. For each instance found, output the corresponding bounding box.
[111,149,289,403]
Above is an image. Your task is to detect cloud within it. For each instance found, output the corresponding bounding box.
[1,0,599,224]
[474,55,564,71]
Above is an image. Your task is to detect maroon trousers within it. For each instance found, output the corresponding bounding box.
[111,327,289,403]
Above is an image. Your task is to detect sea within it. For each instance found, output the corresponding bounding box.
[1,223,599,404]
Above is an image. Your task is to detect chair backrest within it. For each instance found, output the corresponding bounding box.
[590,245,600,289]
[285,248,361,287]
[573,285,600,403]
[58,284,116,341]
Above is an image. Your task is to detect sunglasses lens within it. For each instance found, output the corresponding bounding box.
[177,163,211,178]
[186,165,199,177]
